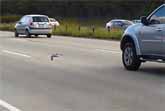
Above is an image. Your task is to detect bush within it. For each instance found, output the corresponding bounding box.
[0,15,21,23]
[0,23,15,31]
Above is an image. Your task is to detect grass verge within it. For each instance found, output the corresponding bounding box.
[0,23,123,40]
[0,23,15,31]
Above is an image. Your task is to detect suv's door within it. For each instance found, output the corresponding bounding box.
[155,6,165,55]
[140,24,163,55]
[140,5,165,56]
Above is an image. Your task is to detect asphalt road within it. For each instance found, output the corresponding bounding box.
[0,31,165,111]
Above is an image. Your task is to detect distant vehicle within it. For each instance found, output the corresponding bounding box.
[15,14,52,38]
[106,19,133,30]
[49,18,60,27]
[132,19,141,24]
[120,4,165,71]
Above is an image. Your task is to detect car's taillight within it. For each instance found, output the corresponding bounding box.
[30,22,34,26]
[29,18,34,27]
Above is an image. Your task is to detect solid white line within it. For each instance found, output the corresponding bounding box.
[0,99,21,111]
[96,49,121,54]
[2,50,31,58]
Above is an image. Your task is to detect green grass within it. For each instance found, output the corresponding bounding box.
[52,24,123,40]
[0,15,21,23]
[0,23,15,31]
[0,23,123,40]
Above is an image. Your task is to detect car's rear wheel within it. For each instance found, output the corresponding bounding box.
[15,30,19,37]
[47,34,51,38]
[122,42,141,71]
[25,30,31,38]
[35,34,38,37]
[107,26,111,31]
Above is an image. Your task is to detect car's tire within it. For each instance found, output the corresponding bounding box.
[107,26,111,31]
[15,30,19,37]
[25,30,31,38]
[47,34,51,38]
[122,42,141,71]
[35,34,38,37]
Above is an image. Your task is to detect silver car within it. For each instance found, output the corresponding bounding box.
[15,15,52,38]
[120,4,165,71]
[49,18,60,27]
[106,19,133,30]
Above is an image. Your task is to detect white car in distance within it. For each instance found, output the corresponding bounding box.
[106,19,133,31]
[49,18,60,27]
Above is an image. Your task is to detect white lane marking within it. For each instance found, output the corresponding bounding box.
[2,50,31,58]
[95,49,121,54]
[0,99,21,111]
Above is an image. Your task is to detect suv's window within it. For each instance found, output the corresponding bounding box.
[32,16,49,22]
[150,6,165,24]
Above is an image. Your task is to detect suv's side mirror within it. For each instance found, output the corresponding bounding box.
[141,16,149,25]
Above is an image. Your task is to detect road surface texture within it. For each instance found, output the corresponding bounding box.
[0,31,165,111]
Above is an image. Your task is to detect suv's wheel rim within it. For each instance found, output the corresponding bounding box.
[124,47,133,66]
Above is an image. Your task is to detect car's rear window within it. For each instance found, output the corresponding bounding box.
[32,16,49,22]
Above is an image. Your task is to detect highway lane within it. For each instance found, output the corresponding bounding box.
[0,31,165,111]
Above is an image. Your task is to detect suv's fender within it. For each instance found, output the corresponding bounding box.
[120,24,142,55]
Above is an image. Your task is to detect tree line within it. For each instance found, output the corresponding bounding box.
[1,0,164,20]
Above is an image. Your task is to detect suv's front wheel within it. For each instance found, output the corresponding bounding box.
[122,42,141,71]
